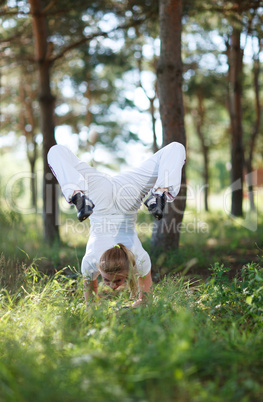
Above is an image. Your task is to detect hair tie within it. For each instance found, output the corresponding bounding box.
[114,244,120,249]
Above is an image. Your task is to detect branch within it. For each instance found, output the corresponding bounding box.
[50,14,151,63]
[42,0,61,14]
[50,31,108,63]
[0,2,90,17]
[205,1,262,14]
[0,8,152,66]
[0,33,25,44]
[0,9,25,17]
[0,52,35,65]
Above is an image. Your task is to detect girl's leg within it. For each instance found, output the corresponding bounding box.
[113,142,186,212]
[151,142,186,200]
[47,145,114,214]
[47,144,98,202]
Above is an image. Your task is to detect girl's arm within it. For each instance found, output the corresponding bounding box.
[138,270,152,298]
[84,278,98,303]
[132,270,152,307]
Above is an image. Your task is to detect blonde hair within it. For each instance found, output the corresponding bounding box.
[99,243,138,297]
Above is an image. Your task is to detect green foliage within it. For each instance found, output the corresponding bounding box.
[1,207,263,400]
[240,262,263,318]
[1,260,263,401]
[0,209,85,274]
[199,262,263,327]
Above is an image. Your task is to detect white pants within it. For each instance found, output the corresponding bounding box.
[47,142,186,279]
[48,142,186,213]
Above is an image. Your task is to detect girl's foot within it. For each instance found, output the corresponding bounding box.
[71,192,95,222]
[144,192,167,220]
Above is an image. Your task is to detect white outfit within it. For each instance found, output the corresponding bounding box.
[47,142,186,280]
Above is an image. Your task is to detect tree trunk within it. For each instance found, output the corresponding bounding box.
[138,52,159,154]
[29,0,59,243]
[245,37,261,212]
[19,80,38,210]
[149,97,158,154]
[27,140,37,209]
[203,146,209,212]
[39,61,59,242]
[151,0,186,253]
[227,27,244,217]
[29,161,36,208]
[196,93,209,212]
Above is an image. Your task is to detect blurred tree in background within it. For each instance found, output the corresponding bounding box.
[151,0,186,255]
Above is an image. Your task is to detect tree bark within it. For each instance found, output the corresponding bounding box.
[149,97,158,154]
[29,0,59,243]
[138,52,159,153]
[227,27,244,217]
[196,93,209,212]
[203,146,209,212]
[19,80,38,210]
[245,37,261,212]
[151,0,186,254]
[27,140,37,209]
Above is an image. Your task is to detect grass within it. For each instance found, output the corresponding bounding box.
[1,208,263,401]
[142,208,263,281]
[1,262,263,401]
[0,209,86,273]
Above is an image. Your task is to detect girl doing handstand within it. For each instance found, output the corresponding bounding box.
[48,142,186,306]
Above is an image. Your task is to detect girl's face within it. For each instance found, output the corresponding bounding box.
[100,271,127,290]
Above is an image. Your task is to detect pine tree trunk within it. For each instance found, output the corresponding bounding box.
[203,146,209,212]
[196,93,209,212]
[151,0,186,254]
[246,160,256,211]
[246,38,261,212]
[150,97,158,154]
[26,138,38,209]
[29,158,37,209]
[29,0,59,243]
[40,68,59,242]
[228,27,244,217]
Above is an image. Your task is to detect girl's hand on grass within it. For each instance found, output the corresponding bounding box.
[132,298,145,308]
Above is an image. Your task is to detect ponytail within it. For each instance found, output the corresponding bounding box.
[99,243,138,298]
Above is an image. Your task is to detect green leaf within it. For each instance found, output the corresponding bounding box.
[246,295,253,305]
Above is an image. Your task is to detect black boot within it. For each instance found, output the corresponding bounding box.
[71,193,95,222]
[144,192,167,220]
